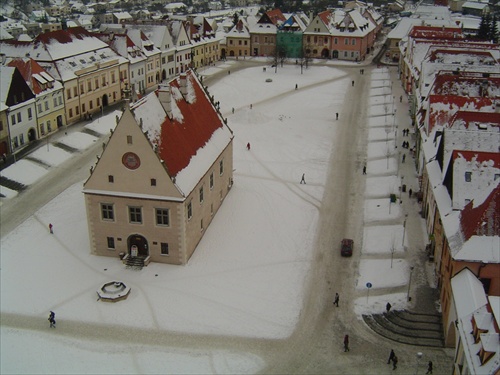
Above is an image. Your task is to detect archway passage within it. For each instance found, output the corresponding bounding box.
[127,234,149,257]
[28,128,37,142]
[57,115,63,128]
[102,94,109,107]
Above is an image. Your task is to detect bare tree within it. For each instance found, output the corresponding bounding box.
[297,45,313,74]
[268,47,287,73]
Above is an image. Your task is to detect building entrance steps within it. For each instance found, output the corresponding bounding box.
[362,310,445,348]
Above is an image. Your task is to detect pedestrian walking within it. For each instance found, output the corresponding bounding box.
[343,334,350,352]
[362,165,366,175]
[228,70,230,75]
[49,223,53,234]
[250,104,252,109]
[295,84,298,90]
[392,355,398,370]
[336,112,339,120]
[2,153,6,164]
[48,311,56,328]
[232,107,235,114]
[334,293,339,307]
[351,80,355,87]
[400,95,402,103]
[300,173,306,184]
[386,302,392,313]
[246,142,251,151]
[402,154,406,163]
[426,361,433,374]
[409,188,412,198]
[387,349,395,364]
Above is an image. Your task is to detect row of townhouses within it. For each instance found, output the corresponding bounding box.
[0,4,384,157]
[396,7,499,374]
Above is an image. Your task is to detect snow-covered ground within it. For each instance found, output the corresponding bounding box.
[1,62,428,373]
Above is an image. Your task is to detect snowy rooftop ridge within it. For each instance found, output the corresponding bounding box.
[452,268,500,374]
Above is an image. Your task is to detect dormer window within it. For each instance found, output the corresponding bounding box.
[465,172,472,182]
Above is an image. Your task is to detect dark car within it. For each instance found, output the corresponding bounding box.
[340,239,354,257]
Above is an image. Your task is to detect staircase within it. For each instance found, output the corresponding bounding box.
[362,310,445,347]
[125,256,145,270]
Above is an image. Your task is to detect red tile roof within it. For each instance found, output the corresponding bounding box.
[158,71,226,177]
[409,26,463,40]
[449,111,500,129]
[453,150,500,166]
[7,57,53,95]
[36,26,90,44]
[266,9,286,25]
[460,184,500,240]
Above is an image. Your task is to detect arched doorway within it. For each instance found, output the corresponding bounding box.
[321,48,329,58]
[162,69,166,81]
[28,128,37,142]
[57,115,63,128]
[221,48,226,59]
[127,234,149,257]
[102,94,108,107]
[229,50,235,57]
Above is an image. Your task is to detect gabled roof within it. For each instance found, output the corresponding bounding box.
[460,183,500,241]
[451,267,488,319]
[264,9,286,25]
[7,58,57,95]
[131,70,233,195]
[0,66,16,108]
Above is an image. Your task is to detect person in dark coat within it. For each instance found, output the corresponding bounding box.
[300,173,306,184]
[392,355,398,370]
[426,361,433,374]
[48,311,56,328]
[387,349,395,364]
[334,293,339,307]
[343,334,350,352]
[247,143,251,151]
[386,302,392,313]
[49,223,53,234]
[363,165,366,175]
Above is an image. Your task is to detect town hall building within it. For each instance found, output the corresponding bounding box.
[83,70,234,266]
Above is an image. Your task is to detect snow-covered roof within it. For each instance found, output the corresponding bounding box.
[454,235,500,262]
[451,267,488,319]
[453,273,500,375]
[463,1,489,9]
[0,66,16,108]
[131,71,233,195]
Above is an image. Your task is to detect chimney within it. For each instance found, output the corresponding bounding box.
[179,73,188,97]
[158,84,172,118]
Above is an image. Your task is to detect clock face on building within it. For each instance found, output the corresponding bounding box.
[122,152,141,170]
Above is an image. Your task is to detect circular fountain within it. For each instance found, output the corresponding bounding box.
[97,281,131,302]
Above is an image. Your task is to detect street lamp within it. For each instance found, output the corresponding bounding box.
[400,176,404,199]
[407,266,414,302]
[402,214,408,247]
[415,352,423,375]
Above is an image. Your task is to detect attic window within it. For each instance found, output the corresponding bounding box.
[494,174,500,181]
[89,56,96,62]
[127,135,133,144]
[69,61,77,67]
[465,172,472,182]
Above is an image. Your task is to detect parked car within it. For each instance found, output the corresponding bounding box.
[340,238,354,257]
